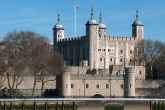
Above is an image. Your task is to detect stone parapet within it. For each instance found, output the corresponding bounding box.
[58,36,87,43]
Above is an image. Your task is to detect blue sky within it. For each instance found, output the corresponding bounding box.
[0,0,165,42]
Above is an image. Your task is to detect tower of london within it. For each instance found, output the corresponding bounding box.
[54,9,146,97]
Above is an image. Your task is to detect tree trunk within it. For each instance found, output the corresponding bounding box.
[41,79,45,96]
[32,77,37,97]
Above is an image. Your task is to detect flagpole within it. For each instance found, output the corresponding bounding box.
[74,4,79,37]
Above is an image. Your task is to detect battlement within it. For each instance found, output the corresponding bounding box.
[70,74,124,80]
[58,36,87,43]
[103,35,136,41]
[64,66,89,75]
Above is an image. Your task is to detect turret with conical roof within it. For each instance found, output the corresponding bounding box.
[53,14,64,44]
[98,13,107,38]
[132,10,144,40]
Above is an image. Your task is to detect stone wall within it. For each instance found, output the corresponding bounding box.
[61,74,124,97]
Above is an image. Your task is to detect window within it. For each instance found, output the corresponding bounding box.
[121,84,123,88]
[66,84,68,88]
[96,84,99,88]
[120,50,123,54]
[106,84,109,88]
[116,72,119,76]
[139,71,142,75]
[98,49,101,51]
[130,50,133,54]
[86,84,89,88]
[130,84,131,88]
[71,84,74,88]
[100,58,102,62]
[108,49,110,52]
[103,49,106,51]
[110,58,112,62]
[120,58,123,62]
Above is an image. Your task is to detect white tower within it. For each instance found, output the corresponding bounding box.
[132,10,144,40]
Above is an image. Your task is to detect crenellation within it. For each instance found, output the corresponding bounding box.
[57,36,87,43]
[106,35,135,41]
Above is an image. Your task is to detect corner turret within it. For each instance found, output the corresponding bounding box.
[53,14,64,44]
[86,8,99,70]
[132,10,144,40]
[98,13,107,38]
[124,67,136,97]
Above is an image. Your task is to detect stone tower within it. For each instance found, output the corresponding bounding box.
[86,8,99,70]
[132,10,144,40]
[53,14,64,45]
[124,67,136,97]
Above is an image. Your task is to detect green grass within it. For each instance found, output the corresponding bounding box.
[0,103,77,110]
[105,104,123,110]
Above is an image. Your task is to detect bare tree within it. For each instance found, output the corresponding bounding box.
[144,40,165,79]
[2,31,63,96]
[30,40,63,96]
[0,40,25,96]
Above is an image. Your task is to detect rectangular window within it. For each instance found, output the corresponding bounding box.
[106,84,109,88]
[86,84,89,88]
[96,84,99,88]
[121,84,123,88]
[71,84,74,88]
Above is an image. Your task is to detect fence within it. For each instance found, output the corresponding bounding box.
[0,101,77,110]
